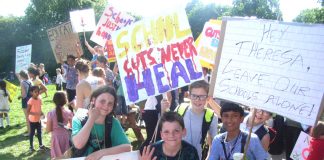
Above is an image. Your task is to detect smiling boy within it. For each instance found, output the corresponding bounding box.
[209,102,268,160]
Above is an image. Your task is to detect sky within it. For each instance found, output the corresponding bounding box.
[0,0,321,22]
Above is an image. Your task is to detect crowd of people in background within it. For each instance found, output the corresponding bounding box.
[1,39,323,160]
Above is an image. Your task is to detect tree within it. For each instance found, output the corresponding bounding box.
[294,8,324,24]
[231,0,282,20]
[187,3,231,39]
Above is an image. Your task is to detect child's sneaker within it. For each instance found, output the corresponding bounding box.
[38,145,47,151]
[29,148,35,152]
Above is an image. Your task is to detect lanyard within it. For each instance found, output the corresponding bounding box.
[221,132,241,160]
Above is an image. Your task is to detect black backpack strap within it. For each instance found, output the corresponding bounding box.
[254,125,268,140]
[104,115,113,148]
[200,108,214,148]
[240,132,248,153]
[72,116,90,157]
[220,134,229,160]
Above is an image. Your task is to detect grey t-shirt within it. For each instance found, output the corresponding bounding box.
[182,107,218,160]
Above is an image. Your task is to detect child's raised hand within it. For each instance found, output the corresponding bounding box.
[140,145,157,160]
[88,107,100,122]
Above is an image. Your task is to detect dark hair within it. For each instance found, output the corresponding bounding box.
[97,55,107,65]
[19,70,29,79]
[75,59,90,74]
[27,66,40,76]
[53,91,68,123]
[67,55,76,60]
[92,67,105,78]
[221,102,244,117]
[90,85,117,115]
[189,80,209,94]
[29,86,40,93]
[0,80,8,97]
[158,112,185,130]
[311,121,324,139]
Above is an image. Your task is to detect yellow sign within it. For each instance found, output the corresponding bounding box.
[4,80,18,101]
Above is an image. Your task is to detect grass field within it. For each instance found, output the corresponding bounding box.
[0,84,144,160]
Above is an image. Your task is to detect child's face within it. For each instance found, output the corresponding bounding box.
[93,93,114,116]
[253,109,271,125]
[160,121,186,147]
[189,88,209,112]
[221,111,244,133]
[31,89,40,98]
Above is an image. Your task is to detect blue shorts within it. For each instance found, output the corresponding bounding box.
[22,97,30,109]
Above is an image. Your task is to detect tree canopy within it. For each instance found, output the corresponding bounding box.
[294,7,324,24]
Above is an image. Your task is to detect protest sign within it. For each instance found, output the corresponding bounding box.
[66,151,139,160]
[90,4,135,47]
[15,44,32,73]
[47,22,83,63]
[210,18,324,126]
[70,9,96,32]
[112,9,203,105]
[4,80,18,100]
[195,20,222,69]
[290,131,310,160]
[105,40,116,62]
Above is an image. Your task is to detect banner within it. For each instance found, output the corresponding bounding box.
[90,4,135,47]
[195,20,222,69]
[70,9,96,32]
[15,44,32,73]
[4,80,18,100]
[211,18,324,126]
[112,9,203,105]
[290,131,310,160]
[47,22,83,63]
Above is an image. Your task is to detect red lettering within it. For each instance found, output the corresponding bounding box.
[159,45,171,65]
[146,48,157,66]
[205,27,220,39]
[171,43,179,61]
[123,59,133,76]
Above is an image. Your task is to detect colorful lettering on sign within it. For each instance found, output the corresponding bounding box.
[116,13,191,57]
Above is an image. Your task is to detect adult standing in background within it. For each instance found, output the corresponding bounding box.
[75,59,105,110]
[18,70,33,136]
[61,55,78,112]
[27,67,48,97]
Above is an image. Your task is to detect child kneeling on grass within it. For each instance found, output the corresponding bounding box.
[140,112,199,160]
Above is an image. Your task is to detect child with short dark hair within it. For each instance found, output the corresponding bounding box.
[140,112,199,160]
[27,86,46,152]
[209,102,268,160]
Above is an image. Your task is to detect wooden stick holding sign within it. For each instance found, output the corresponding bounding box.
[207,20,228,118]
[243,109,256,160]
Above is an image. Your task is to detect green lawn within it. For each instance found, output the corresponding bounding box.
[0,84,144,160]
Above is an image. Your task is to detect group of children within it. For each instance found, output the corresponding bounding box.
[1,67,324,160]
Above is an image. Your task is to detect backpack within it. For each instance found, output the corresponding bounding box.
[254,125,277,145]
[71,115,113,157]
[23,80,32,99]
[176,103,214,159]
